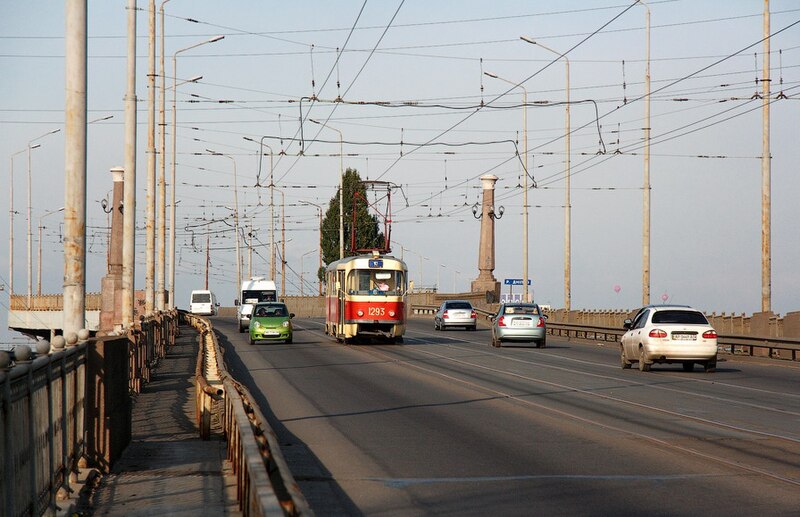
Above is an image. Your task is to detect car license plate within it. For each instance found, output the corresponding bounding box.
[263,331,280,336]
[512,319,532,327]
[672,333,696,341]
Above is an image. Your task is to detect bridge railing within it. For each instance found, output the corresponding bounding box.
[411,305,800,361]
[0,310,179,517]
[0,341,87,517]
[185,313,313,516]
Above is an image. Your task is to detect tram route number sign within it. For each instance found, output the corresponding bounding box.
[369,259,384,268]
[504,278,531,286]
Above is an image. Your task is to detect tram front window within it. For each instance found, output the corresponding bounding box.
[348,270,405,295]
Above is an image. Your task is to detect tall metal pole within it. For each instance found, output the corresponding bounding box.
[63,0,87,336]
[170,35,223,308]
[10,148,31,295]
[521,37,570,311]
[38,207,64,295]
[639,0,651,306]
[243,136,274,279]
[761,0,771,312]
[157,0,171,310]
[26,130,59,307]
[484,72,528,302]
[145,0,156,313]
[122,0,138,328]
[280,189,286,295]
[310,119,344,259]
[206,150,240,292]
[301,200,324,296]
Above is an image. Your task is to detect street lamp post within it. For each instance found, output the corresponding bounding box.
[300,249,316,296]
[206,149,240,293]
[309,119,344,259]
[637,0,652,306]
[484,71,529,302]
[243,136,275,279]
[27,129,61,306]
[300,200,323,295]
[169,35,224,307]
[521,36,571,311]
[37,207,64,295]
[9,146,33,295]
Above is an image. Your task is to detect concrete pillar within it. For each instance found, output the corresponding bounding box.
[471,175,501,301]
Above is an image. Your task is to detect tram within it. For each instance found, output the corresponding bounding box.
[324,251,408,343]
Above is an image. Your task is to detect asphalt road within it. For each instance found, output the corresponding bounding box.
[212,316,800,516]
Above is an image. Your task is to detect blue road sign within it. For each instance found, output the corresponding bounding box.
[504,278,532,286]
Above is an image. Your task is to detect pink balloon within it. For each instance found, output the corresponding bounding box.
[661,292,669,302]
[613,285,621,293]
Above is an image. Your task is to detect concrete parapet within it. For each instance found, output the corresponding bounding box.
[783,311,800,338]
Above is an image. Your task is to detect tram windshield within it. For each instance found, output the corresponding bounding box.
[348,269,406,295]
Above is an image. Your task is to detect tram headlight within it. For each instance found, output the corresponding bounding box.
[357,310,364,317]
[388,310,396,317]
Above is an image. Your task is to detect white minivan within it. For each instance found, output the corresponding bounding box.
[189,289,218,316]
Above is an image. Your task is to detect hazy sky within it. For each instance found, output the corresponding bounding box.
[1,1,799,344]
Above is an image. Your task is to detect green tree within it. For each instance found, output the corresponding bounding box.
[320,168,385,268]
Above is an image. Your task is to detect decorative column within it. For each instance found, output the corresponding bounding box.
[99,167,125,334]
[471,174,502,301]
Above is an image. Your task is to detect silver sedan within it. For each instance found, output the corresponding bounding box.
[490,303,547,348]
[434,300,477,331]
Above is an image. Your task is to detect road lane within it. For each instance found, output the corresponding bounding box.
[213,316,800,516]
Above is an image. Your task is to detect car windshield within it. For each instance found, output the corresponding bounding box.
[503,305,539,315]
[446,302,472,310]
[651,310,708,325]
[255,305,288,317]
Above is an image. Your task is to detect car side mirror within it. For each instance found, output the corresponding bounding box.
[290,313,295,319]
[623,319,632,329]
[234,299,240,306]
[542,314,549,320]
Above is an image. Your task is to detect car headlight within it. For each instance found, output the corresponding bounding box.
[253,321,261,329]
[282,320,290,328]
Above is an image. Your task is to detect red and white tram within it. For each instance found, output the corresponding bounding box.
[324,251,408,343]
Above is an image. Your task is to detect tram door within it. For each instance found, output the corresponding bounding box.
[337,270,346,334]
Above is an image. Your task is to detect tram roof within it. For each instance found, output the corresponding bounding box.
[326,253,407,272]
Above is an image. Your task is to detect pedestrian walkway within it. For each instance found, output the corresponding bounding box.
[87,324,241,516]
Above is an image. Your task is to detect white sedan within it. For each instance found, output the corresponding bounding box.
[621,305,718,373]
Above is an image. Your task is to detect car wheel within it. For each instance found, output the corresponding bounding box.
[703,359,716,373]
[469,325,477,331]
[638,347,651,372]
[682,361,694,372]
[620,346,632,369]
[285,337,293,344]
[239,326,245,333]
[537,337,546,348]
[249,338,255,345]
[394,336,404,344]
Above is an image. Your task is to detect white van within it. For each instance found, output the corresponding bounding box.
[189,289,218,316]
[236,277,277,332]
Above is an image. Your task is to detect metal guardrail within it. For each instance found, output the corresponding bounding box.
[186,313,313,516]
[411,304,800,361]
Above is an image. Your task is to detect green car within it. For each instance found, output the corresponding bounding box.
[248,302,294,345]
